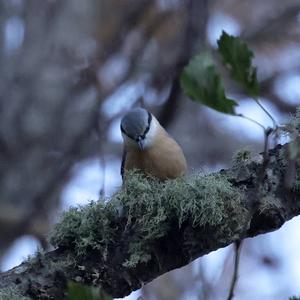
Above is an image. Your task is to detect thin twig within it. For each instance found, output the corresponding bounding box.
[262,127,273,167]
[99,155,106,198]
[238,113,273,169]
[227,240,243,300]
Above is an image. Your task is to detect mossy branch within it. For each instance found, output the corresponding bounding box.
[1,143,300,299]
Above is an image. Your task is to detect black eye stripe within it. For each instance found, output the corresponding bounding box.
[140,111,152,139]
[120,125,126,134]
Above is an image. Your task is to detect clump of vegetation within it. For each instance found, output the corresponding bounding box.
[164,173,245,227]
[0,286,29,300]
[286,107,300,133]
[50,201,119,260]
[232,147,252,166]
[283,107,300,190]
[51,170,246,268]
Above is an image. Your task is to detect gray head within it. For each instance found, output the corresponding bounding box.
[121,108,153,149]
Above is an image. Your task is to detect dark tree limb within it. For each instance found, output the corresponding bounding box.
[157,0,209,129]
[0,143,299,299]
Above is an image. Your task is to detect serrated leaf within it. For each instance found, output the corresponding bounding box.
[180,52,238,115]
[67,282,112,300]
[217,31,259,97]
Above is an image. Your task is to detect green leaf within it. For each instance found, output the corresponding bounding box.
[217,31,259,97]
[180,52,238,115]
[67,282,112,300]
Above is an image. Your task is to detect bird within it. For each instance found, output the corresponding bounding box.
[120,108,187,181]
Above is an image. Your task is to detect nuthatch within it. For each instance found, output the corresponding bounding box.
[120,108,187,181]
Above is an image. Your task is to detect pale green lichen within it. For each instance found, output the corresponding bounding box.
[258,195,282,213]
[122,251,152,268]
[232,147,252,166]
[282,108,300,191]
[51,170,246,268]
[0,286,30,300]
[287,107,300,133]
[164,173,243,227]
[229,147,254,183]
[293,179,300,192]
[50,201,119,260]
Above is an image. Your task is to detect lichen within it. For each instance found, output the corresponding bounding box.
[50,201,119,260]
[50,170,246,268]
[0,286,30,300]
[293,178,300,192]
[229,147,255,183]
[284,108,300,190]
[232,147,252,166]
[122,251,152,268]
[286,107,300,133]
[258,195,282,213]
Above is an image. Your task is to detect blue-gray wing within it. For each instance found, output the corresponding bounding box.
[121,148,127,180]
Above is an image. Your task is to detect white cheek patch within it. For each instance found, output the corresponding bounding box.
[121,116,159,150]
[122,132,138,148]
[142,118,158,149]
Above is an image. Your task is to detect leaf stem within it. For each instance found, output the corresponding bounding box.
[237,114,266,131]
[238,113,272,167]
[253,97,277,128]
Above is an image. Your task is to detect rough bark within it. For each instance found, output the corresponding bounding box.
[0,143,299,299]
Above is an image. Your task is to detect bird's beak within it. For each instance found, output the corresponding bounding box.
[138,139,144,150]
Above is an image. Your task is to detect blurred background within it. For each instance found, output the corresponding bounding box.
[0,0,300,299]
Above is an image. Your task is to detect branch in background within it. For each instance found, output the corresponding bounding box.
[243,2,300,45]
[158,0,209,129]
[259,73,299,114]
[0,143,299,299]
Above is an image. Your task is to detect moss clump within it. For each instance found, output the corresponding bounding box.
[50,201,119,260]
[232,147,252,166]
[230,147,254,181]
[258,195,282,213]
[283,107,300,190]
[0,286,30,300]
[286,107,300,133]
[164,173,244,227]
[293,178,300,192]
[51,170,245,268]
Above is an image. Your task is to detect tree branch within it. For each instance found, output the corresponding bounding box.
[157,0,209,129]
[0,143,299,299]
